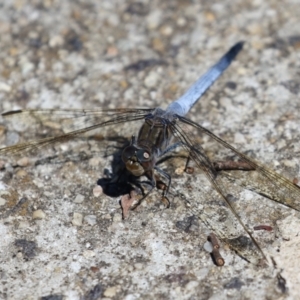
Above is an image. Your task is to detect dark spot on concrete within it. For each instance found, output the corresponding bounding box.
[176,215,199,233]
[65,31,83,52]
[41,295,63,300]
[125,2,149,16]
[224,277,244,290]
[83,284,103,300]
[288,35,300,48]
[227,235,257,258]
[281,80,300,95]
[14,239,37,259]
[277,273,287,294]
[226,81,237,90]
[124,59,167,72]
[29,38,43,48]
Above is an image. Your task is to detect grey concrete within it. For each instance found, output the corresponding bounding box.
[0,0,300,299]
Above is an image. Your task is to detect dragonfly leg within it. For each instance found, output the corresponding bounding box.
[119,178,158,218]
[157,142,195,175]
[129,175,156,210]
[159,141,183,157]
[158,141,192,168]
[183,154,195,174]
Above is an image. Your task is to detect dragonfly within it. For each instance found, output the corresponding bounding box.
[1,42,299,265]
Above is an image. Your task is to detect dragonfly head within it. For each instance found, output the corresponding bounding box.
[122,145,152,177]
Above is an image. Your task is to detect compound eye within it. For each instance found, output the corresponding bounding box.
[137,150,151,162]
[122,146,136,162]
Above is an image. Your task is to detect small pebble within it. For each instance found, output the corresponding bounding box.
[205,11,216,21]
[18,221,29,228]
[15,169,28,178]
[103,213,112,220]
[160,25,173,36]
[17,157,30,167]
[63,189,72,197]
[5,131,19,146]
[0,189,10,196]
[70,261,81,273]
[0,82,12,92]
[21,62,35,75]
[84,215,97,226]
[134,263,143,270]
[112,214,122,223]
[74,194,85,204]
[33,209,46,219]
[144,72,159,88]
[106,46,118,57]
[151,37,165,52]
[177,17,187,27]
[0,126,5,136]
[175,166,185,175]
[146,10,162,29]
[119,80,128,89]
[82,250,95,258]
[246,23,262,35]
[93,185,103,197]
[88,157,102,167]
[234,132,246,144]
[90,266,99,273]
[49,35,64,48]
[103,286,118,298]
[0,197,6,206]
[72,212,83,226]
[283,159,296,168]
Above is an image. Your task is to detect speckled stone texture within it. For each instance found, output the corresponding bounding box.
[0,0,300,299]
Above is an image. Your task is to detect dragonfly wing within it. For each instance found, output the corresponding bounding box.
[169,116,300,263]
[180,160,266,263]
[0,108,153,155]
[177,115,300,212]
[194,182,264,264]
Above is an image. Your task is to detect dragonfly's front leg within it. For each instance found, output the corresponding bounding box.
[158,141,195,174]
[183,154,195,174]
[122,167,171,215]
[119,167,172,218]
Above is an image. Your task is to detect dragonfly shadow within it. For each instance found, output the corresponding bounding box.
[30,134,149,199]
[96,137,146,198]
[97,159,136,198]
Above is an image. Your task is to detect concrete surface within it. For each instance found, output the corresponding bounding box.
[0,0,300,299]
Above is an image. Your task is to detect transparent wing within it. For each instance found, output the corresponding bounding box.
[0,108,153,156]
[169,115,300,264]
[177,116,300,211]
